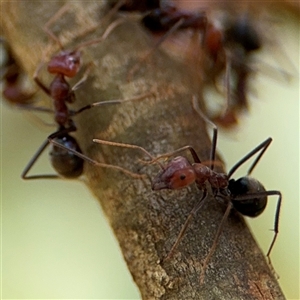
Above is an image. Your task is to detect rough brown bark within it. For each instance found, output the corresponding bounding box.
[1,1,285,299]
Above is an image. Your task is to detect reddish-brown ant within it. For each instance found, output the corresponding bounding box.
[110,0,207,79]
[112,1,264,127]
[92,96,282,283]
[1,38,37,107]
[22,5,152,180]
[150,96,281,283]
[201,12,262,127]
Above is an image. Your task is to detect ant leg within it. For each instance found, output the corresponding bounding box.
[227,137,272,179]
[163,190,209,262]
[232,190,282,266]
[33,45,54,95]
[49,137,146,180]
[21,139,59,180]
[192,95,218,169]
[70,62,94,92]
[43,3,71,49]
[266,191,282,261]
[21,126,77,180]
[17,105,53,114]
[74,18,125,51]
[72,91,155,116]
[199,201,232,284]
[127,18,185,80]
[140,145,201,166]
[212,52,239,128]
[75,0,127,38]
[43,3,124,52]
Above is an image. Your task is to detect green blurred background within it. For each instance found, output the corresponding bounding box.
[1,14,299,300]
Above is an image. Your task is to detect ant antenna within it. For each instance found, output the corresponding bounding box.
[92,139,165,170]
[192,95,218,170]
[50,138,146,179]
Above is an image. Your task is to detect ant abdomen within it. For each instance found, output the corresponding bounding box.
[50,134,84,178]
[229,177,267,217]
[225,16,261,53]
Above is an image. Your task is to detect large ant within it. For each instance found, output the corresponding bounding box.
[22,5,152,180]
[151,97,281,282]
[91,96,281,283]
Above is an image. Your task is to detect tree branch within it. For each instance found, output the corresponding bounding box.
[1,1,285,299]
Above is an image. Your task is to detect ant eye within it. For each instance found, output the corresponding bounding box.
[180,174,186,180]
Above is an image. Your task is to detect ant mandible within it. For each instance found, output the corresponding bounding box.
[22,4,152,180]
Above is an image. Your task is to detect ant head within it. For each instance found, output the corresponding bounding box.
[50,134,84,178]
[47,50,81,77]
[229,177,267,217]
[152,156,196,190]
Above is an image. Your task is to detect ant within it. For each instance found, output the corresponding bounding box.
[91,96,282,283]
[1,38,37,107]
[202,12,262,127]
[22,4,152,180]
[112,1,264,127]
[150,96,281,283]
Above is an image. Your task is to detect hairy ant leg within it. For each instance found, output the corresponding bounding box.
[127,18,185,80]
[21,123,80,180]
[21,122,145,180]
[72,91,155,116]
[92,138,164,175]
[50,138,146,180]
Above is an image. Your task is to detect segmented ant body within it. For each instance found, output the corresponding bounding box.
[151,97,281,282]
[22,6,150,180]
